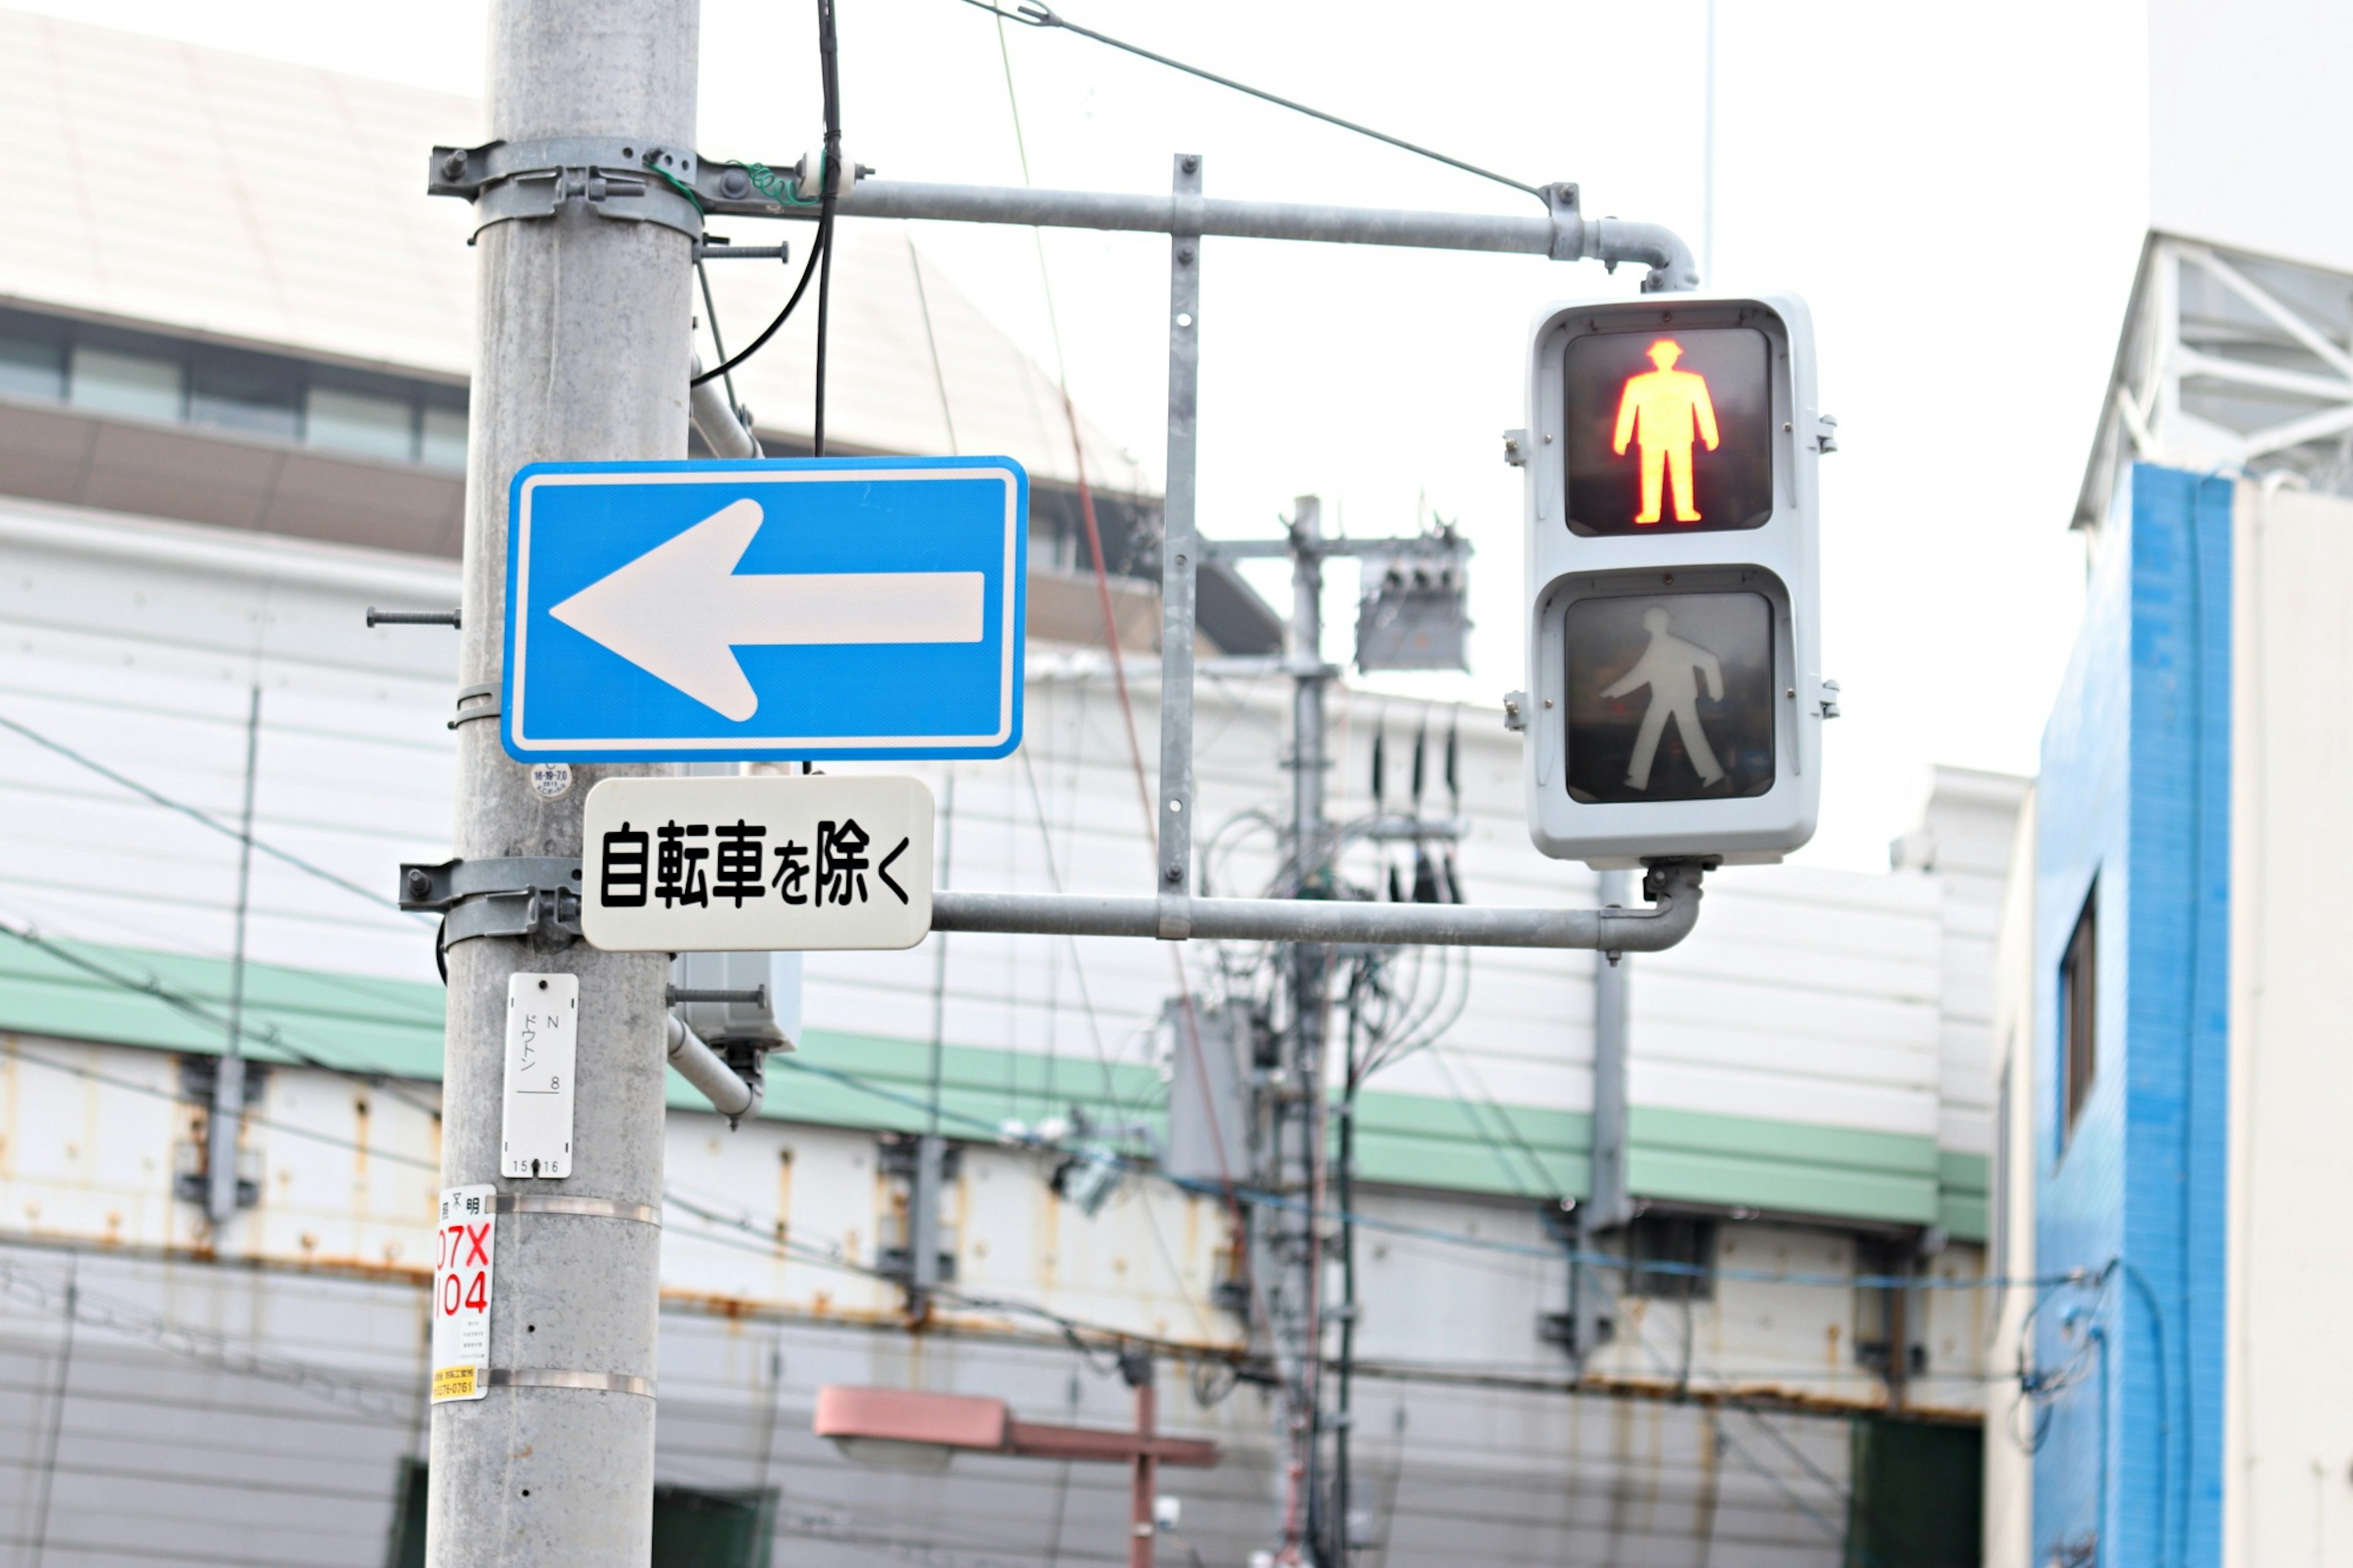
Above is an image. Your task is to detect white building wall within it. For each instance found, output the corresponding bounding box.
[1982,787,2039,1568]
[2221,482,2353,1568]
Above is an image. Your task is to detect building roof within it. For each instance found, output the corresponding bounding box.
[0,6,1148,493]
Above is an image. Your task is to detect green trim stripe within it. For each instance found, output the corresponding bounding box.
[0,934,1983,1232]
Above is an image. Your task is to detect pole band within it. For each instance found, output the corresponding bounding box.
[493,1194,662,1225]
[487,1367,655,1398]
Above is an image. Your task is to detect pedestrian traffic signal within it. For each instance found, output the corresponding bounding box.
[1571,330,1771,534]
[1513,294,1831,867]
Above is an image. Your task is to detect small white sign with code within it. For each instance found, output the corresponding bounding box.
[432,1183,496,1403]
[502,973,577,1178]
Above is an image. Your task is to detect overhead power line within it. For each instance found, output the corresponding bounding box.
[0,919,443,1121]
[959,0,1547,203]
[0,710,419,922]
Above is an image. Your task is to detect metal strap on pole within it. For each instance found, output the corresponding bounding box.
[1156,153,1203,939]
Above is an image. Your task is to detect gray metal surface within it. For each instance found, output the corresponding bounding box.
[428,136,705,243]
[718,175,1703,290]
[0,1240,1849,1568]
[1157,155,1204,939]
[665,1015,758,1122]
[1163,998,1251,1187]
[1275,494,1334,1558]
[425,1,695,1561]
[928,863,1705,952]
[687,352,759,458]
[1571,868,1635,1363]
[1588,867,1635,1231]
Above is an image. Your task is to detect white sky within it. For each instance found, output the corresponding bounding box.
[12,0,2154,869]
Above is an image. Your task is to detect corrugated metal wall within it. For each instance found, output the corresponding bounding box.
[0,1238,1855,1568]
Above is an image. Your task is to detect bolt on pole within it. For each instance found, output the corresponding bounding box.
[423,2,697,1563]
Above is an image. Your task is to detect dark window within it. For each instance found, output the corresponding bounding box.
[388,1461,774,1567]
[0,329,64,401]
[1623,1213,1716,1300]
[2059,885,2097,1143]
[1846,1415,1982,1568]
[189,356,301,439]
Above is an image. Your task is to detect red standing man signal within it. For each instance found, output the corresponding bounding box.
[1612,338,1720,525]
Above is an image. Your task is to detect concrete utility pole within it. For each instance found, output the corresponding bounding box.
[425,3,696,1562]
[1267,495,1335,1566]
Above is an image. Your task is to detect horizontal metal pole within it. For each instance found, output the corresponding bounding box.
[930,864,1703,952]
[666,1015,758,1121]
[685,164,1697,286]
[1206,534,1449,560]
[829,180,1563,257]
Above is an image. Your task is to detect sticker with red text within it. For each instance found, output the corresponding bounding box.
[432,1184,496,1402]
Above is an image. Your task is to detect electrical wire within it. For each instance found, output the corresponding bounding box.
[0,918,444,1123]
[688,224,828,387]
[957,0,1547,204]
[0,1244,417,1425]
[769,1051,2075,1295]
[810,0,844,454]
[687,4,840,394]
[694,257,741,417]
[987,1,1267,1352]
[4,1037,439,1173]
[0,709,422,922]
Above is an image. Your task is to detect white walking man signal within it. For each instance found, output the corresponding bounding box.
[1599,607,1727,790]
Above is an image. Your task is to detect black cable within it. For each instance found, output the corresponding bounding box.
[688,227,828,388]
[961,0,1545,204]
[811,0,844,455]
[694,258,740,414]
[688,0,843,393]
[0,919,445,1123]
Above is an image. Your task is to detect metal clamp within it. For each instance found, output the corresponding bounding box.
[485,1368,655,1398]
[449,682,499,730]
[493,1193,661,1225]
[1544,183,1584,262]
[400,855,583,954]
[428,137,703,242]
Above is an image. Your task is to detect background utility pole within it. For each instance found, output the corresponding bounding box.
[425,2,695,1562]
[1259,494,1334,1566]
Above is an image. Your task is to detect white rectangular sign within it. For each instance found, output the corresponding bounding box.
[432,1183,496,1403]
[582,775,934,952]
[502,973,577,1178]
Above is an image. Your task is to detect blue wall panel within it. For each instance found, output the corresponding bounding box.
[2033,464,2231,1568]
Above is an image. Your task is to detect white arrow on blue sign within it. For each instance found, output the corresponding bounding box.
[501,458,1028,761]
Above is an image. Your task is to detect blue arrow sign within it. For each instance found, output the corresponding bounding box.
[502,457,1027,762]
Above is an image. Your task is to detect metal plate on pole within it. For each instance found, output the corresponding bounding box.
[502,456,1028,761]
[581,775,934,952]
[501,974,578,1179]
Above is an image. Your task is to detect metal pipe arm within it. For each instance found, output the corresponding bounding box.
[666,1013,760,1121]
[694,164,1699,290]
[687,352,759,458]
[838,180,1558,254]
[929,862,1705,952]
[1586,217,1700,294]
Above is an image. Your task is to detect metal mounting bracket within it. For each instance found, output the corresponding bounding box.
[1544,183,1585,262]
[428,137,704,243]
[400,855,584,953]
